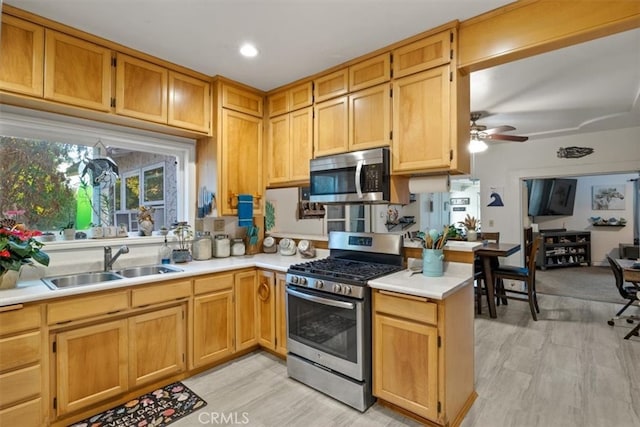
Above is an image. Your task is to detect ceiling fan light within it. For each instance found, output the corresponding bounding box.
[469,137,488,153]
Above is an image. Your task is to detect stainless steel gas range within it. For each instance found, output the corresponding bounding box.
[285,231,403,411]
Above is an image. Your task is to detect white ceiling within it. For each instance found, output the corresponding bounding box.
[6,0,640,142]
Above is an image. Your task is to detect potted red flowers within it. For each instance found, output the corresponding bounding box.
[0,219,50,289]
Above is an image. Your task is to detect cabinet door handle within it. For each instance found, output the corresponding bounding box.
[258,282,270,301]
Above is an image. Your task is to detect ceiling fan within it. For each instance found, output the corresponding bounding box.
[469,112,529,151]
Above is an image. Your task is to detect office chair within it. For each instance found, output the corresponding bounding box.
[492,236,541,320]
[606,255,639,327]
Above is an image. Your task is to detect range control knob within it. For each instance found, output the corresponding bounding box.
[333,284,342,293]
[299,277,307,285]
[315,280,324,289]
[290,276,298,284]
[343,286,352,295]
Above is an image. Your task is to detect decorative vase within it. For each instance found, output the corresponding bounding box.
[467,230,478,242]
[0,268,21,290]
[422,249,444,277]
[172,249,192,263]
[139,220,153,236]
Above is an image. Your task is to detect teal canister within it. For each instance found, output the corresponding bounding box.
[422,249,444,277]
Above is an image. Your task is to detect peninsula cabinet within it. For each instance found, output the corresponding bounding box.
[373,284,475,426]
[0,304,45,427]
[267,106,313,186]
[44,30,112,112]
[0,14,44,97]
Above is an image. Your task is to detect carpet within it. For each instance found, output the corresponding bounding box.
[69,382,207,427]
[535,265,626,304]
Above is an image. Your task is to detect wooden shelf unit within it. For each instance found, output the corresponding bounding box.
[535,230,591,270]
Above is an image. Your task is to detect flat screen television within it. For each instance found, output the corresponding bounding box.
[526,178,577,216]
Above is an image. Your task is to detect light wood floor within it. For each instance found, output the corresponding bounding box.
[175,294,640,427]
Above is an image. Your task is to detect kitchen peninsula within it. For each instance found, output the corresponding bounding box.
[0,249,474,427]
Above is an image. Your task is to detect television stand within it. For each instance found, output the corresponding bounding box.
[535,230,591,270]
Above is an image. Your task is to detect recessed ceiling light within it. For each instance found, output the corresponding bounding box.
[239,43,258,58]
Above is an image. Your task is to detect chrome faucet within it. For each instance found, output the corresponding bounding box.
[104,245,129,271]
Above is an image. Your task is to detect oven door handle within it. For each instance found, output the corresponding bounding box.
[355,159,363,199]
[286,287,355,310]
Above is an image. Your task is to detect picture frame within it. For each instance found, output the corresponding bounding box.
[592,184,625,210]
[450,197,470,206]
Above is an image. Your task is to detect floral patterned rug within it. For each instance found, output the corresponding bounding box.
[69,382,207,427]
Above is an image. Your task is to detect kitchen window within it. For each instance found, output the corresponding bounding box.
[326,205,370,232]
[0,106,195,236]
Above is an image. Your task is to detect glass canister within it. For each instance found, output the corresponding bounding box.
[231,238,245,256]
[192,231,212,260]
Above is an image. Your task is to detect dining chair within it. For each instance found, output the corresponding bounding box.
[606,255,639,327]
[474,232,500,314]
[492,236,541,320]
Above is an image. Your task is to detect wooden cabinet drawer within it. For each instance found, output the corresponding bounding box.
[374,290,437,325]
[0,397,42,427]
[0,305,41,335]
[194,273,234,295]
[0,331,41,371]
[0,365,41,407]
[131,280,191,307]
[47,290,129,324]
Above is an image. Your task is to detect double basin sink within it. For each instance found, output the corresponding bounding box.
[42,265,183,290]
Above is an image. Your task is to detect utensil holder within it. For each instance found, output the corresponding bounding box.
[422,249,444,277]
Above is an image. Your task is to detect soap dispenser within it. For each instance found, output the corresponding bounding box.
[159,236,172,264]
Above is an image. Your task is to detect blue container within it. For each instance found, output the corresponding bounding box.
[422,249,444,277]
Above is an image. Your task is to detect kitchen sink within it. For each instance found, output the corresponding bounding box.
[42,271,124,290]
[115,265,183,278]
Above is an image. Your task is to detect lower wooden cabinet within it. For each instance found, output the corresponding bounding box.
[52,304,186,417]
[275,273,288,356]
[128,306,186,388]
[256,270,288,357]
[373,285,475,426]
[0,304,44,427]
[234,270,258,351]
[54,319,129,415]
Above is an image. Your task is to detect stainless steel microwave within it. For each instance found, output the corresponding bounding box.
[309,147,391,204]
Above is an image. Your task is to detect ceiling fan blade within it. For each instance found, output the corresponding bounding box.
[485,134,529,142]
[483,125,515,135]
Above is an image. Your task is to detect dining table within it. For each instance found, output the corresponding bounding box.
[475,242,522,318]
[616,258,640,285]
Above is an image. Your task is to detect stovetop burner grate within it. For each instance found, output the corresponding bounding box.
[288,257,402,283]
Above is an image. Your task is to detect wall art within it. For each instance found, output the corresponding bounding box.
[592,185,625,210]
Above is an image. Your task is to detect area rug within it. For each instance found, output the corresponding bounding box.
[69,382,207,427]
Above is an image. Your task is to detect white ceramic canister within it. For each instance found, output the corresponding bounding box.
[231,238,245,256]
[193,232,212,260]
[214,234,230,258]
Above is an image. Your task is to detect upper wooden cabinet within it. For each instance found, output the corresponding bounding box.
[0,15,44,97]
[391,65,452,173]
[222,84,263,117]
[267,106,313,186]
[220,108,263,216]
[314,95,349,157]
[168,71,211,132]
[349,53,391,92]
[349,83,391,151]
[314,68,349,103]
[268,81,313,117]
[115,53,168,124]
[44,30,112,111]
[392,31,451,79]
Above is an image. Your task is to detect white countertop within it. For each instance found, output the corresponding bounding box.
[0,251,326,307]
[368,262,474,300]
